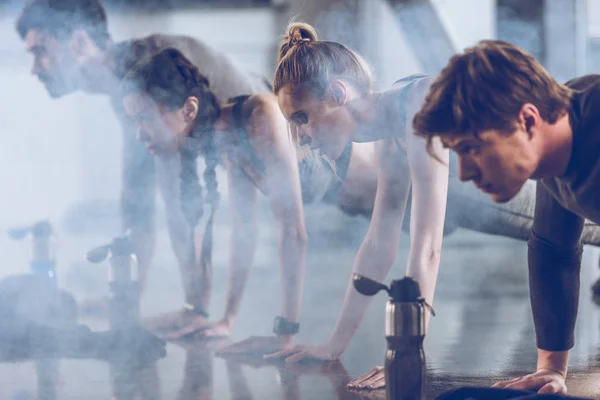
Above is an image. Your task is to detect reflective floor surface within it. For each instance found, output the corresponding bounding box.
[2,204,600,399]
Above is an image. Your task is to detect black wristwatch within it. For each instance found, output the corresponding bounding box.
[183,303,209,318]
[272,316,299,336]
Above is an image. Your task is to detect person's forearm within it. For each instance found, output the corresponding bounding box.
[528,232,581,352]
[405,250,441,330]
[222,224,259,324]
[328,236,397,356]
[278,226,308,323]
[164,215,211,310]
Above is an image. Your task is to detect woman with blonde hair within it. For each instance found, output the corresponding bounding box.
[216,21,600,391]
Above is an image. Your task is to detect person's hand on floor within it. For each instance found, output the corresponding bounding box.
[263,342,340,363]
[216,336,294,357]
[164,318,231,340]
[346,366,385,391]
[492,369,567,394]
[143,308,226,340]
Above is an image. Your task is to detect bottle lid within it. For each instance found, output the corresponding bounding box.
[110,236,133,256]
[388,277,421,302]
[31,221,53,238]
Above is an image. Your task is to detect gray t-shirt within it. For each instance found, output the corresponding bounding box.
[109,34,271,232]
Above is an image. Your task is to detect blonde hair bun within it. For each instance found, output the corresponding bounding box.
[285,22,318,47]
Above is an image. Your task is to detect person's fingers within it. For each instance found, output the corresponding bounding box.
[200,328,230,340]
[502,376,547,391]
[264,347,299,360]
[367,375,386,390]
[492,376,523,388]
[360,370,385,390]
[164,322,207,340]
[215,341,249,355]
[216,337,264,355]
[285,350,315,363]
[347,367,383,388]
[538,380,566,395]
[142,313,183,332]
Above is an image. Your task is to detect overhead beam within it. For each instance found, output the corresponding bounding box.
[385,0,457,74]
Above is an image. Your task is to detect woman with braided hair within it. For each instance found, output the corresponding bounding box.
[120,47,307,341]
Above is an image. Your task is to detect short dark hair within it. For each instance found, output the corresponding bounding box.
[16,0,111,48]
[413,40,572,155]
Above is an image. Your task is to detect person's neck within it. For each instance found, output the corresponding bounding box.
[82,41,118,95]
[532,112,573,178]
[212,103,235,149]
[347,91,402,143]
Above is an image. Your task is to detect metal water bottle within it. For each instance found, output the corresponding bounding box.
[86,234,139,330]
[8,220,60,400]
[353,274,430,400]
[8,220,58,284]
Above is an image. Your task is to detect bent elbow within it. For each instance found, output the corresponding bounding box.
[422,247,442,268]
[412,245,442,271]
[281,224,308,247]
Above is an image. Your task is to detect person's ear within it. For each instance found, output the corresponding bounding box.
[519,103,542,140]
[183,96,199,122]
[327,79,348,106]
[69,29,95,59]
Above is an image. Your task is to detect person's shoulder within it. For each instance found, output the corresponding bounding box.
[245,94,287,145]
[140,33,214,51]
[246,94,278,117]
[388,73,434,105]
[246,95,282,129]
[125,33,222,62]
[392,73,432,87]
[566,74,600,124]
[564,74,600,91]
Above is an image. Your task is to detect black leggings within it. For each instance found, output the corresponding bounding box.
[402,178,600,246]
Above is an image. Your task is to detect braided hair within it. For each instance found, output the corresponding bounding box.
[122,47,220,227]
[121,48,221,276]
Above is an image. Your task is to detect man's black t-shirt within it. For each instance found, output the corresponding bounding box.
[529,74,600,351]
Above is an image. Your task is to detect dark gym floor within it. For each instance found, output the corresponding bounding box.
[2,201,600,399]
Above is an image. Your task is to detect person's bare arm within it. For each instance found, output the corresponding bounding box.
[221,160,260,328]
[404,77,449,325]
[153,157,209,312]
[162,156,260,340]
[259,136,412,363]
[253,101,308,333]
[324,77,448,358]
[347,76,448,390]
[325,147,411,357]
[216,98,307,355]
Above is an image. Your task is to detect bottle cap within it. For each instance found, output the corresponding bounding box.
[388,277,421,302]
[109,236,133,257]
